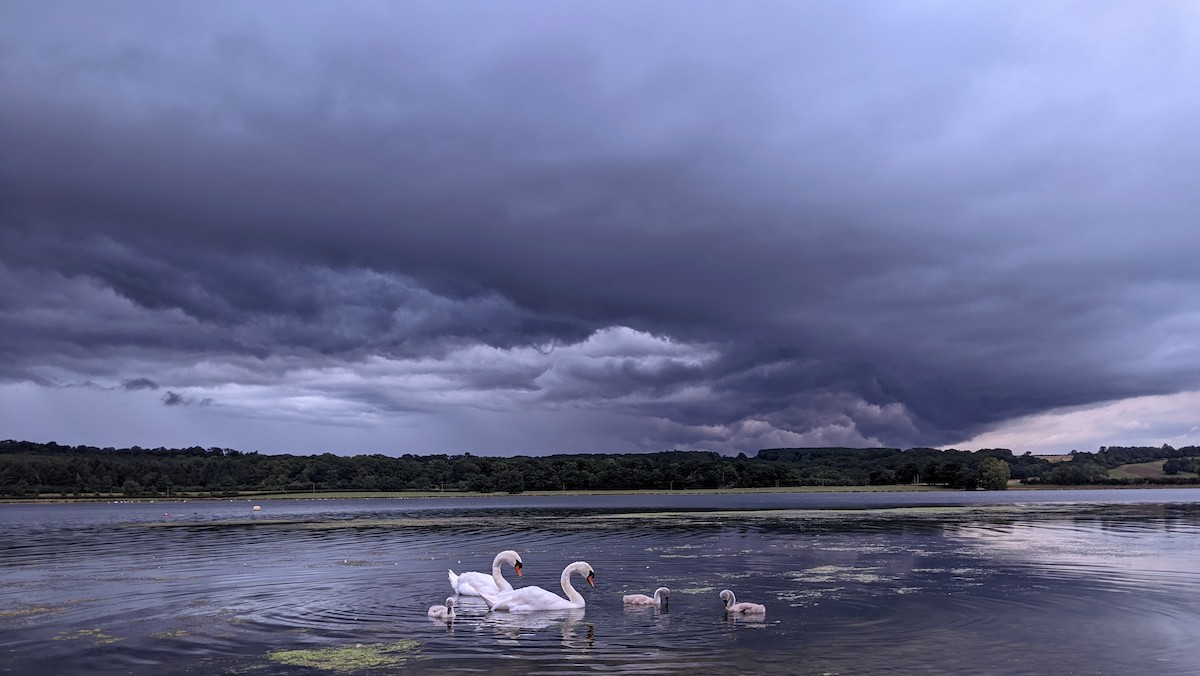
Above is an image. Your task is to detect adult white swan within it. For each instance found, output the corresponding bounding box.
[480,561,594,612]
[448,550,523,596]
[623,586,669,608]
[719,589,766,615]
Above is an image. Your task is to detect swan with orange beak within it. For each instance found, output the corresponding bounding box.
[480,561,594,612]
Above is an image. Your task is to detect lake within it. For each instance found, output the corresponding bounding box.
[3,489,1200,674]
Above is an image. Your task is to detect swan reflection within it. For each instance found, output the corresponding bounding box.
[450,594,492,617]
[428,615,456,633]
[622,602,671,628]
[479,608,594,648]
[723,612,768,627]
[480,607,584,634]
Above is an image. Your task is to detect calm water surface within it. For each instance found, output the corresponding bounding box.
[3,489,1200,674]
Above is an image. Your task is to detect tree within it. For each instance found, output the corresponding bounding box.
[494,469,525,494]
[1048,460,1108,484]
[467,473,494,493]
[979,458,1010,490]
[869,469,897,485]
[1163,458,1199,475]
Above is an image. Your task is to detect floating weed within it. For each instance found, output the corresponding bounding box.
[54,628,123,645]
[820,544,905,554]
[139,518,297,528]
[336,560,374,567]
[142,516,489,530]
[786,566,896,584]
[267,640,421,672]
[0,605,63,620]
[847,573,891,583]
[137,503,1034,533]
[675,587,717,595]
[151,629,189,639]
[776,587,845,602]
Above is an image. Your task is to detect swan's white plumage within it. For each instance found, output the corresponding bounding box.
[480,561,594,612]
[719,589,765,615]
[448,550,523,596]
[428,596,456,620]
[623,586,669,606]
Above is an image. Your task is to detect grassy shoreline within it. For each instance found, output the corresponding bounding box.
[1,485,948,503]
[4,482,1198,504]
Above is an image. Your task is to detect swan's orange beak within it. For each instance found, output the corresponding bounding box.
[515,562,523,577]
[586,571,595,588]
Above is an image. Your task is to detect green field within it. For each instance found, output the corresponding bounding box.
[1108,459,1199,480]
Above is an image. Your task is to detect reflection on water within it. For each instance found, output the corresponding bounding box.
[2,491,1200,674]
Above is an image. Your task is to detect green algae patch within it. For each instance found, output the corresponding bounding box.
[268,640,421,672]
[151,629,189,639]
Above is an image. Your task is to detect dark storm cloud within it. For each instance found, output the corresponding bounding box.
[2,1,1198,452]
[162,391,210,407]
[0,228,588,364]
[121,378,159,391]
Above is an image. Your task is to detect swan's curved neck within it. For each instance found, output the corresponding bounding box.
[491,553,513,586]
[560,567,584,605]
[724,591,737,608]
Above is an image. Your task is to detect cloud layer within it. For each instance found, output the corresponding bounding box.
[2,2,1199,454]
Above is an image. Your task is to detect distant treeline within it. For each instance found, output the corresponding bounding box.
[2,439,1199,498]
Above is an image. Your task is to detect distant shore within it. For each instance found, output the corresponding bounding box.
[4,482,1198,504]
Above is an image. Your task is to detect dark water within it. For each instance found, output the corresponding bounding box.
[3,489,1200,674]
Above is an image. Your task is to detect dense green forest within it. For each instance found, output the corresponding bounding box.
[2,439,1199,498]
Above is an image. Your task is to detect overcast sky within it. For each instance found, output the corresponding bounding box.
[2,1,1198,456]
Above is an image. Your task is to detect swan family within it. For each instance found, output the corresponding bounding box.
[429,550,764,619]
